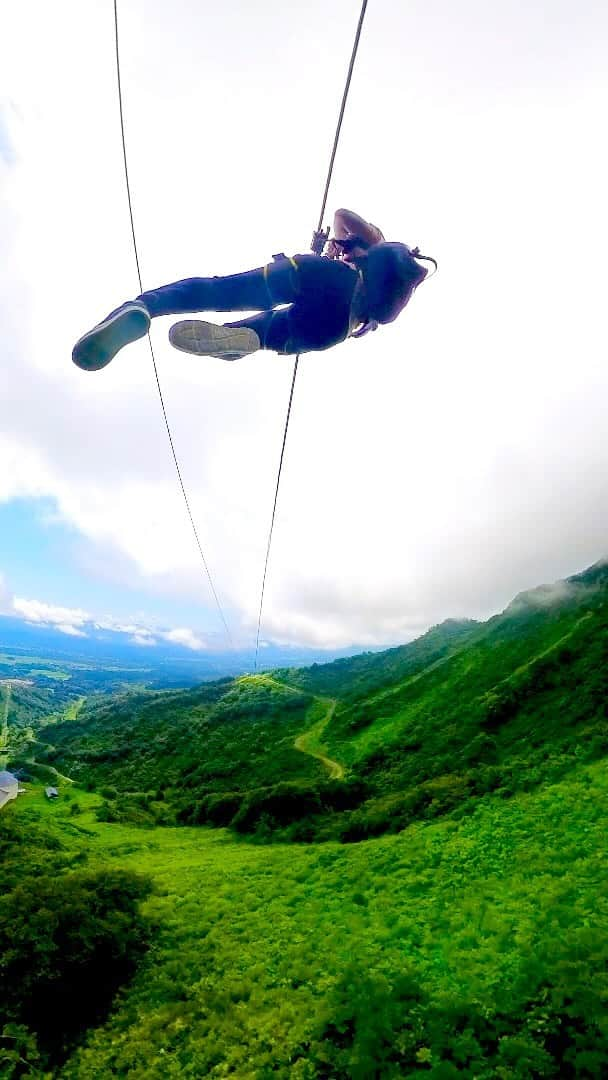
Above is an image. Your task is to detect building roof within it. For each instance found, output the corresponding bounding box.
[0,772,19,810]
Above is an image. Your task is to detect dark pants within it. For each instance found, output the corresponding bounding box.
[138,255,358,355]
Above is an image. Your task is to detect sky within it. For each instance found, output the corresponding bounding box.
[1,0,607,651]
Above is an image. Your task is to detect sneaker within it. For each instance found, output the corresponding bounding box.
[168,320,260,361]
[72,300,151,371]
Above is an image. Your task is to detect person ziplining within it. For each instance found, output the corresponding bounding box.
[72,209,436,370]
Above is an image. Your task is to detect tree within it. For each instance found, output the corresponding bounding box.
[0,868,152,1064]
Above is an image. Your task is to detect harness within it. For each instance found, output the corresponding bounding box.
[265,241,437,343]
[349,271,378,338]
[269,252,369,341]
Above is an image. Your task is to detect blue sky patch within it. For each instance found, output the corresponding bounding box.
[0,497,221,633]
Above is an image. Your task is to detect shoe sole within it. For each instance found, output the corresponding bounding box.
[169,320,259,361]
[72,306,150,371]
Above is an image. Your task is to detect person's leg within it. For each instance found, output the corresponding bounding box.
[141,254,358,318]
[72,300,151,371]
[139,261,300,318]
[72,261,301,371]
[221,302,352,354]
[170,295,351,358]
[168,257,359,358]
[72,255,356,370]
[169,309,292,360]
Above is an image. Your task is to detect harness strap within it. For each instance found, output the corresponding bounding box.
[348,269,375,337]
[265,254,373,340]
[263,256,300,307]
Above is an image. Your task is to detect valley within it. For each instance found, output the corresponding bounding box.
[2,561,608,1077]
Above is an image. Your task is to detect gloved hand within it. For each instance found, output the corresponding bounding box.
[311,226,330,255]
[325,238,343,260]
[351,319,379,338]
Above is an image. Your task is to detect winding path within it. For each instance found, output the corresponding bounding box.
[294,699,344,780]
[244,674,345,781]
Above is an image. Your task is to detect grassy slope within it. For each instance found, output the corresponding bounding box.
[285,566,608,809]
[5,759,607,1078]
[294,697,344,779]
[0,681,64,768]
[4,565,608,1074]
[273,618,478,702]
[327,605,604,764]
[28,562,608,843]
[35,676,326,800]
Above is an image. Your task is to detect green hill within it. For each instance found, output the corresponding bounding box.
[30,561,608,842]
[33,675,327,825]
[308,563,608,841]
[273,617,478,700]
[3,561,608,1077]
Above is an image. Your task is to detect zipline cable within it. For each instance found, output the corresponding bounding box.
[113,0,232,646]
[254,356,300,671]
[254,0,369,671]
[316,0,369,233]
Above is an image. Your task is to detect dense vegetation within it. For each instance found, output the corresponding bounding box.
[3,562,608,1075]
[31,562,608,846]
[3,762,608,1077]
[274,617,477,701]
[0,809,152,1074]
[33,676,324,826]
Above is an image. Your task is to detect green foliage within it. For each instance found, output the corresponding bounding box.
[232,781,325,833]
[5,758,599,1078]
[302,575,608,842]
[303,961,608,1078]
[274,618,477,702]
[0,866,152,1066]
[0,1023,42,1079]
[95,792,172,827]
[1,728,607,1079]
[2,563,608,1076]
[36,677,320,820]
[0,810,66,891]
[23,563,608,849]
[178,789,245,826]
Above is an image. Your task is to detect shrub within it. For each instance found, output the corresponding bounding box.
[232,782,324,833]
[0,868,152,1064]
[202,792,245,826]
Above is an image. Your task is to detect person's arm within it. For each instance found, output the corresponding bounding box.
[333,208,385,247]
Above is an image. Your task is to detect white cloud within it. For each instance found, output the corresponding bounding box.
[55,623,88,638]
[162,627,205,652]
[4,578,209,651]
[130,633,157,647]
[13,598,89,628]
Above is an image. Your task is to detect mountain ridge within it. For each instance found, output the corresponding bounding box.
[26,559,608,842]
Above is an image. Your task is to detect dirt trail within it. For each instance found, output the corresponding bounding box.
[245,674,345,780]
[293,699,344,780]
